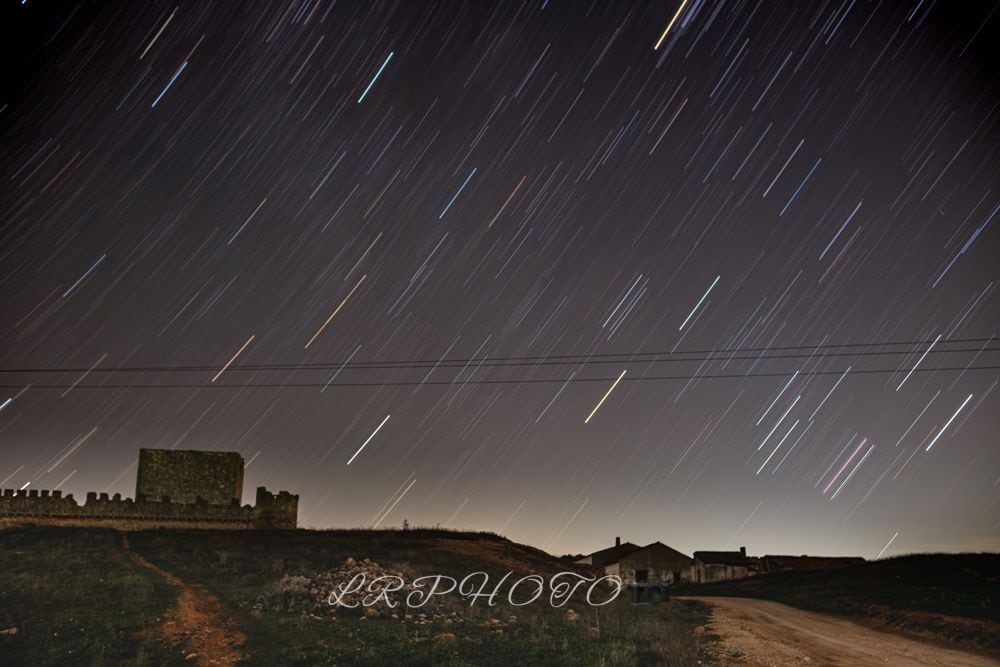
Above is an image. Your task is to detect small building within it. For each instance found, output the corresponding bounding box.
[689,547,759,582]
[614,541,693,584]
[576,537,693,584]
[759,554,865,573]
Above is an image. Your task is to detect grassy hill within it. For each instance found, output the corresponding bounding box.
[0,526,713,665]
[674,552,1000,657]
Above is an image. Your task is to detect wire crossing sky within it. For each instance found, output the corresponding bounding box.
[1,0,998,559]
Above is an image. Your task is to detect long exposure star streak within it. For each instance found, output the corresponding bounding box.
[0,0,997,560]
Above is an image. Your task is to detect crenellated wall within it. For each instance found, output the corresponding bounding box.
[254,486,299,529]
[0,448,298,529]
[0,485,297,529]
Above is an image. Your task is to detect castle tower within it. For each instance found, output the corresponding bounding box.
[254,486,299,529]
[135,448,244,505]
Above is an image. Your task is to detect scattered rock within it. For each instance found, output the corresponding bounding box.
[364,607,380,619]
[694,625,706,635]
[184,653,198,661]
[259,557,421,617]
[433,633,456,644]
[0,628,17,636]
[563,609,580,623]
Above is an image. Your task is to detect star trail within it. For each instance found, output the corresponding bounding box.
[1,0,998,560]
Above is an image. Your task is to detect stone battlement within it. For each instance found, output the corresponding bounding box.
[0,485,297,529]
[0,448,298,530]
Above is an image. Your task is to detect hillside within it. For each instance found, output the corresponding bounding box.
[674,552,1000,657]
[0,526,712,665]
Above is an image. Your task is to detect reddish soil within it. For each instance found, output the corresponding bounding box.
[120,533,246,666]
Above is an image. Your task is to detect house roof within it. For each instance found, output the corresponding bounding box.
[583,542,641,567]
[585,541,693,568]
[626,541,693,564]
[693,550,752,566]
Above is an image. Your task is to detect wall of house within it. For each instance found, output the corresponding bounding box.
[616,546,692,584]
[687,561,754,582]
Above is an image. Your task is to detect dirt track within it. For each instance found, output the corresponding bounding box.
[120,534,246,666]
[685,596,999,666]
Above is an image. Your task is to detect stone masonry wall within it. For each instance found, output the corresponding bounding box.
[135,448,244,505]
[0,486,297,529]
[0,448,297,529]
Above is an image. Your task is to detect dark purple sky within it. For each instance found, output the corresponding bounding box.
[1,0,998,559]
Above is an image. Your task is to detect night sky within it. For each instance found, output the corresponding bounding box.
[1,0,998,560]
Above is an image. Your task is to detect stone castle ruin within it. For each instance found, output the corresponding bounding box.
[136,449,245,506]
[0,448,297,529]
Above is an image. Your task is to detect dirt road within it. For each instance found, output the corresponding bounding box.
[120,534,246,666]
[685,596,999,666]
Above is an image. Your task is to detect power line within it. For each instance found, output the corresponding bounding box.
[0,337,995,375]
[2,364,997,390]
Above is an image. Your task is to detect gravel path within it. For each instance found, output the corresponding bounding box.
[684,596,999,666]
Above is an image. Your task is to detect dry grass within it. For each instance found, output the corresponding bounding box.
[1,526,715,665]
